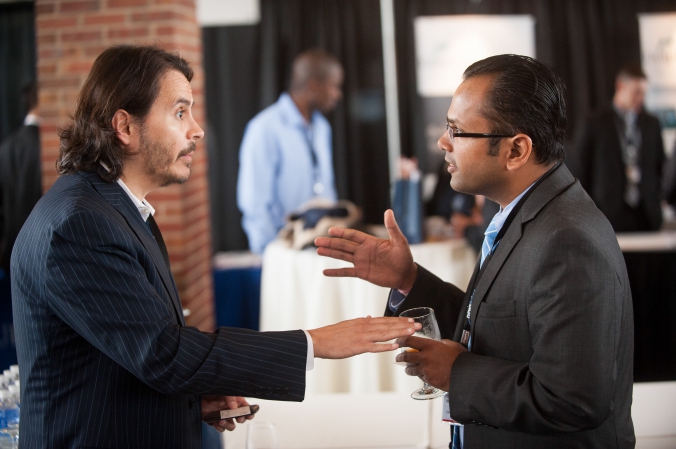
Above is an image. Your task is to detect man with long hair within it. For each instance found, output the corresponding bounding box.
[11,45,417,448]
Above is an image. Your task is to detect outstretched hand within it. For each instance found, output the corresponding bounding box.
[309,316,422,359]
[314,209,418,290]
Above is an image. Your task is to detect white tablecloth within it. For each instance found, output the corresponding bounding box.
[260,239,477,395]
[616,230,676,252]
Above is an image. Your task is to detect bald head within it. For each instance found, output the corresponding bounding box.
[289,49,343,116]
[290,49,342,91]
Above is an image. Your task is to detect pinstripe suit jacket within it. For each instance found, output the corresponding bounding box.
[387,164,635,448]
[11,171,307,449]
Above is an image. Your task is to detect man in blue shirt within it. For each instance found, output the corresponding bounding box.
[237,49,343,253]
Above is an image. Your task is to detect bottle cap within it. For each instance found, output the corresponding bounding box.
[9,366,18,374]
[2,370,10,378]
[7,386,18,395]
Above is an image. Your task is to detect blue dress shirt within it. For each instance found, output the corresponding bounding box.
[237,92,338,253]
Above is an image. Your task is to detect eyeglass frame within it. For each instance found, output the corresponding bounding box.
[446,124,514,142]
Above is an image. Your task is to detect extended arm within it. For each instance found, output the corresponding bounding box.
[48,210,419,401]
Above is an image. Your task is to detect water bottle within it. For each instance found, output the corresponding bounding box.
[0,390,18,448]
[0,392,13,448]
[7,387,18,408]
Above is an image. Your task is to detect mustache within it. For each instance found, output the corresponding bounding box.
[177,141,196,159]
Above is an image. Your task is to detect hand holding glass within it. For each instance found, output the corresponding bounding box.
[399,307,445,400]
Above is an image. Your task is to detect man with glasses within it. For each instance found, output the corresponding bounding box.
[316,54,634,448]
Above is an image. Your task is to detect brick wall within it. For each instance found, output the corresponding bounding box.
[35,0,215,331]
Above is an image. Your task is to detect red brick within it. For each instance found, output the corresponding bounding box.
[131,10,173,21]
[64,61,94,73]
[39,63,58,74]
[107,0,148,8]
[84,45,111,57]
[62,30,102,42]
[39,17,79,29]
[39,77,83,89]
[107,27,149,39]
[84,13,126,25]
[38,34,58,45]
[60,0,100,13]
[38,48,63,59]
[36,4,56,15]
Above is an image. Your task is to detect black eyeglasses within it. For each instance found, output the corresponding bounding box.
[446,124,514,142]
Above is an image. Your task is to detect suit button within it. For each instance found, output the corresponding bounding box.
[282,388,290,397]
[273,388,281,396]
[265,387,273,395]
[254,387,263,395]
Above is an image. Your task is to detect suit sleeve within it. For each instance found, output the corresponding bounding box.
[448,226,620,433]
[47,209,307,400]
[384,265,466,340]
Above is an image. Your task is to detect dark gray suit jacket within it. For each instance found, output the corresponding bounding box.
[388,164,635,448]
[12,171,308,449]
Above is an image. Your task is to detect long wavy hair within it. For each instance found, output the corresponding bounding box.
[57,45,193,182]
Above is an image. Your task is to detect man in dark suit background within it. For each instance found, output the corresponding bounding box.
[572,64,664,232]
[0,81,41,274]
[316,55,634,448]
[11,45,419,449]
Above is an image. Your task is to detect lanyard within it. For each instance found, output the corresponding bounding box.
[302,126,324,195]
[459,162,561,348]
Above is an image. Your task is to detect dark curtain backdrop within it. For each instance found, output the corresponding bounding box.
[203,0,389,252]
[0,1,36,143]
[393,0,676,169]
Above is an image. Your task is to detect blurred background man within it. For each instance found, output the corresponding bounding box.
[572,65,664,232]
[0,81,41,276]
[237,49,343,253]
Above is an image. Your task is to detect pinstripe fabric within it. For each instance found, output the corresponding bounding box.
[11,171,307,449]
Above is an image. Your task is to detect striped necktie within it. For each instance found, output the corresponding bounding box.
[481,216,499,267]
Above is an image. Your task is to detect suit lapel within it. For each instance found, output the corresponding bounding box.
[81,172,185,325]
[468,164,577,336]
[453,258,480,342]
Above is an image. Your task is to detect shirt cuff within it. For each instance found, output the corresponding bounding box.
[302,329,314,371]
[388,289,407,313]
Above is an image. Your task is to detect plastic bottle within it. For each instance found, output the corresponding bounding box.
[7,387,18,408]
[0,391,14,449]
[0,390,18,448]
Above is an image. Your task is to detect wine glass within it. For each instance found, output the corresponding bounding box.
[399,307,445,400]
[246,421,278,449]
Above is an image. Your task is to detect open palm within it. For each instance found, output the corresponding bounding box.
[315,209,417,290]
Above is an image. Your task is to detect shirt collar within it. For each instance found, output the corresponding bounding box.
[486,182,536,237]
[99,162,155,222]
[278,92,318,129]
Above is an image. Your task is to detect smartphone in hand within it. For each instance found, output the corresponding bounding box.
[203,404,260,424]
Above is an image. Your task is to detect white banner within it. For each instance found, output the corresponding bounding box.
[414,15,535,97]
[639,13,676,154]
